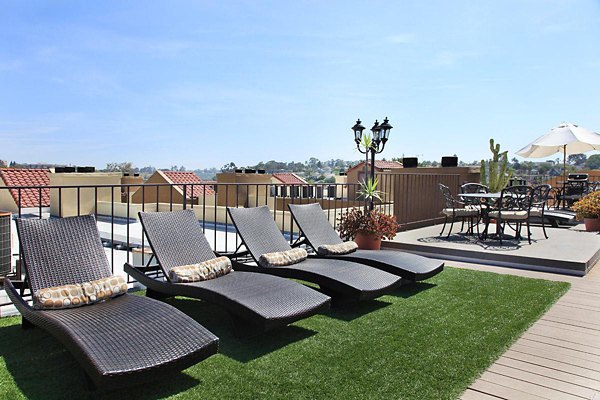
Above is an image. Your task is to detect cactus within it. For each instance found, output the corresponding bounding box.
[480,138,512,192]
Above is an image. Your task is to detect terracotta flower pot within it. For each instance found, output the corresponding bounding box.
[583,217,600,232]
[354,232,382,250]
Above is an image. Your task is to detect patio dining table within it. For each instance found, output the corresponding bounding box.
[458,192,510,240]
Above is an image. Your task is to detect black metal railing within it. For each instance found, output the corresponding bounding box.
[1,181,389,307]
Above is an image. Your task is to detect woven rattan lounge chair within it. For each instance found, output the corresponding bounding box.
[125,210,330,334]
[4,215,218,390]
[288,203,444,281]
[227,206,402,303]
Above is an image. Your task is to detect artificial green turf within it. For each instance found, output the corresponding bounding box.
[0,267,569,400]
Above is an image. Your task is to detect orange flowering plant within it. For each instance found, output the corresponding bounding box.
[572,191,600,219]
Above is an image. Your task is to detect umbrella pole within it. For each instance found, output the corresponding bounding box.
[563,145,567,184]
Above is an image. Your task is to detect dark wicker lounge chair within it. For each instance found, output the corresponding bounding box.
[125,210,330,334]
[5,215,218,390]
[288,203,444,281]
[227,206,402,303]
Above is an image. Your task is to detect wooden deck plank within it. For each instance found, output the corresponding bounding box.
[504,349,600,381]
[495,356,600,391]
[537,319,600,336]
[556,300,600,313]
[559,296,600,310]
[543,308,600,326]
[515,338,600,365]
[469,379,545,400]
[541,315,600,331]
[460,388,502,400]
[488,363,595,398]
[457,259,600,400]
[478,371,584,400]
[527,325,600,347]
[511,343,600,373]
[522,333,600,356]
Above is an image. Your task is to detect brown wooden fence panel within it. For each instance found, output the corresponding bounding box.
[376,172,461,231]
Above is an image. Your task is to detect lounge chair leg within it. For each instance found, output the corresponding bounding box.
[146,288,170,301]
[460,219,465,232]
[22,317,34,330]
[527,222,532,244]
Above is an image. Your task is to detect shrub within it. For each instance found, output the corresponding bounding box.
[337,208,399,240]
[572,191,600,219]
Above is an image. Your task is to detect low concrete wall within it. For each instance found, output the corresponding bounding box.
[50,172,122,217]
[96,202,158,219]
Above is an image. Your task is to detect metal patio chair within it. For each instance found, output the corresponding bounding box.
[438,183,480,238]
[529,184,552,239]
[487,185,534,245]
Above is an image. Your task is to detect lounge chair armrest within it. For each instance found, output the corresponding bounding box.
[4,277,34,313]
[230,259,258,272]
[124,262,161,274]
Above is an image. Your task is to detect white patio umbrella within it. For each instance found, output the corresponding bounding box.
[516,122,600,181]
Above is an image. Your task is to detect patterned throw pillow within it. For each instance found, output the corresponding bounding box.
[33,275,128,310]
[81,275,129,304]
[170,256,233,283]
[317,241,358,256]
[33,284,88,310]
[258,248,308,268]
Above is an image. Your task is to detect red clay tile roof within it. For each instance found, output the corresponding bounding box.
[161,171,215,196]
[347,160,403,173]
[272,173,307,185]
[0,168,50,208]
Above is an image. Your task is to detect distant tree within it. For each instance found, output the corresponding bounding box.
[537,162,554,174]
[511,157,521,170]
[139,166,156,175]
[568,153,587,166]
[221,162,237,172]
[105,162,133,173]
[585,154,600,170]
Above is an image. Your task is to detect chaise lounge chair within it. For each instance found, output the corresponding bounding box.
[5,215,218,390]
[124,209,330,335]
[227,206,402,303]
[288,203,444,281]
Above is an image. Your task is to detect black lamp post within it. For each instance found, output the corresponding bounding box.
[352,117,393,210]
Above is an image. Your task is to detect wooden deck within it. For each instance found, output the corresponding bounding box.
[457,260,600,400]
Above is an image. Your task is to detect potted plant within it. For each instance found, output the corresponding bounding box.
[337,178,399,250]
[572,191,600,231]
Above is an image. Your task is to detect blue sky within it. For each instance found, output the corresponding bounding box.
[1,0,599,169]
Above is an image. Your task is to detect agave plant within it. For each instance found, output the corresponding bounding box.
[357,177,383,202]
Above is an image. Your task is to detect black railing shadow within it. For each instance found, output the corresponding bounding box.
[0,321,200,400]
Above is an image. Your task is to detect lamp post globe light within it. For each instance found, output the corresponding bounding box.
[351,117,393,210]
